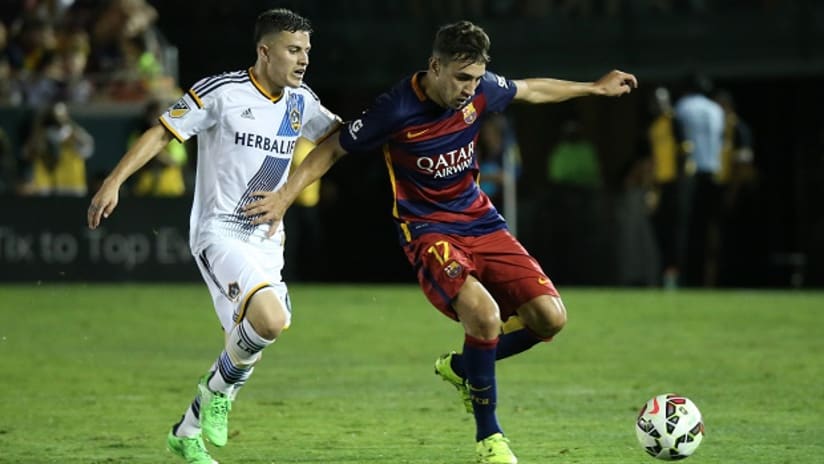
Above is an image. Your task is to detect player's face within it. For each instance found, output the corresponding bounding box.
[259,30,311,90]
[432,58,485,110]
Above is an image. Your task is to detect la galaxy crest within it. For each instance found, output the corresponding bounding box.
[227,282,240,302]
[277,93,305,136]
[461,102,477,124]
[289,105,301,132]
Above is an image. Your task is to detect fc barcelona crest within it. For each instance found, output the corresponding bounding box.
[461,102,477,124]
[444,261,463,279]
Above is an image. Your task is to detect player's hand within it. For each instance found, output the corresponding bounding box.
[244,190,289,238]
[87,181,120,229]
[596,69,638,97]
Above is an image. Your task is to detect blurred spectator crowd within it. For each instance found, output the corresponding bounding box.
[1,0,177,106]
[0,0,183,197]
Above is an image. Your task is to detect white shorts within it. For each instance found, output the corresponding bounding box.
[193,238,292,332]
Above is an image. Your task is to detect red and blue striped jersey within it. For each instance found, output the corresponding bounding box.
[339,71,517,243]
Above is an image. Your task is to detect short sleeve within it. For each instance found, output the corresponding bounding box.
[481,71,517,113]
[158,82,219,142]
[339,92,400,153]
[299,87,341,143]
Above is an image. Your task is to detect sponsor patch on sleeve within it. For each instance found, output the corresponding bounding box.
[348,118,363,140]
[169,98,191,118]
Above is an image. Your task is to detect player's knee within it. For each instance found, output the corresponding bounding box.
[473,311,503,340]
[245,289,288,340]
[456,300,502,339]
[453,279,502,339]
[530,297,567,338]
[545,297,568,335]
[456,298,502,339]
[252,312,286,340]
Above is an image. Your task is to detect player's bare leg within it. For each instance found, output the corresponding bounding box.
[435,286,565,462]
[482,294,567,365]
[436,293,566,410]
[170,288,286,459]
[453,275,502,340]
[513,295,567,340]
[450,275,517,463]
[199,289,286,446]
[243,288,289,340]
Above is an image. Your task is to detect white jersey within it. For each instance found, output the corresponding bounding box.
[159,68,340,253]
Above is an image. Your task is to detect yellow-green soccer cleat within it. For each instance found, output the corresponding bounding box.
[476,433,518,464]
[198,374,232,447]
[167,430,218,464]
[434,351,472,413]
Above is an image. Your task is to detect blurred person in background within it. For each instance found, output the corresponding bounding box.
[244,20,636,464]
[0,55,24,105]
[20,48,62,107]
[544,116,608,286]
[614,138,659,287]
[674,72,724,287]
[0,19,6,55]
[0,21,25,105]
[5,12,93,106]
[713,89,756,212]
[20,100,94,196]
[121,33,162,79]
[476,113,521,208]
[86,9,340,464]
[90,0,158,74]
[5,16,58,75]
[546,118,601,189]
[0,126,17,195]
[713,88,758,285]
[113,32,175,100]
[130,99,188,197]
[87,0,176,100]
[646,86,686,288]
[57,29,94,103]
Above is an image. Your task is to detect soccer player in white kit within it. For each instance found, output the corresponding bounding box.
[87,9,340,464]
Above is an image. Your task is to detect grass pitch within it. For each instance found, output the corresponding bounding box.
[0,284,822,463]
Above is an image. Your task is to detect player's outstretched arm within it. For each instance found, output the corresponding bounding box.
[244,130,348,236]
[87,125,171,229]
[513,69,638,104]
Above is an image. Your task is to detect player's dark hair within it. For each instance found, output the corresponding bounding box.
[254,9,312,44]
[432,20,491,64]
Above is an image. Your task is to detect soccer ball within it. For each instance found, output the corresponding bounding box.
[635,393,704,460]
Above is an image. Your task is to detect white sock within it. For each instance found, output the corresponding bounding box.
[229,366,255,401]
[173,360,217,437]
[173,400,202,437]
[207,318,274,394]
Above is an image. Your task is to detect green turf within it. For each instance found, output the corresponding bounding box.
[0,284,822,463]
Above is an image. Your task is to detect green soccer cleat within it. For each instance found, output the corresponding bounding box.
[167,430,218,464]
[476,433,518,464]
[434,351,472,413]
[198,374,232,447]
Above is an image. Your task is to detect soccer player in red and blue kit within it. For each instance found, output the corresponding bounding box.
[245,20,637,463]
